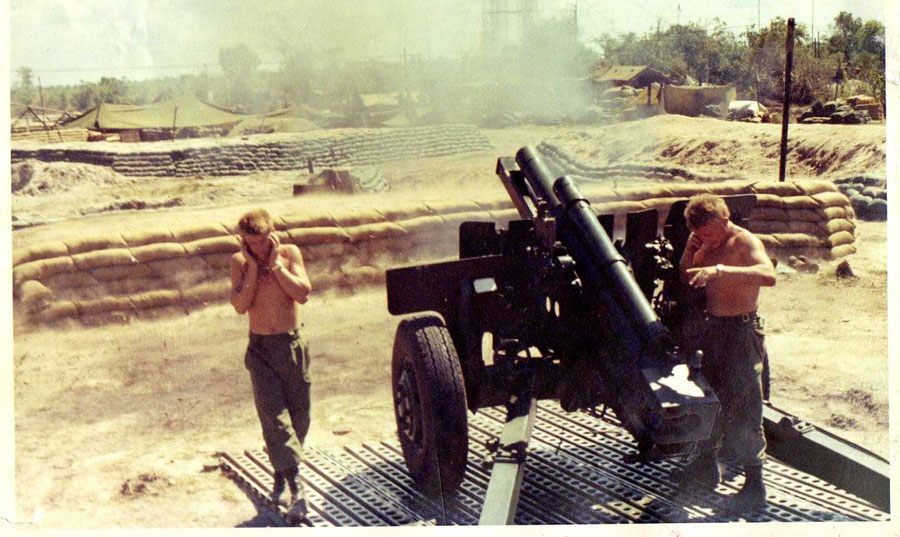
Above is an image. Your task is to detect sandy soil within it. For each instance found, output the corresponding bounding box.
[10,117,888,528]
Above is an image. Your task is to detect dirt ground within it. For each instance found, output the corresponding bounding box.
[9,116,889,528]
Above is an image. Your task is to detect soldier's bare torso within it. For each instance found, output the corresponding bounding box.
[694,228,762,316]
[235,247,302,334]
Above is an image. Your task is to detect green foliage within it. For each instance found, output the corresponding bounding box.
[595,11,883,106]
[13,67,36,106]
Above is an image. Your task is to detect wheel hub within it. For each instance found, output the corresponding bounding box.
[395,359,423,451]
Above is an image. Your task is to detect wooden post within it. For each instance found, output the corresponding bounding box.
[172,106,178,141]
[778,18,795,182]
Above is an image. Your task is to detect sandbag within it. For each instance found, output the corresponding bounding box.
[753,194,784,208]
[613,185,676,201]
[345,222,408,243]
[13,257,76,287]
[786,220,825,236]
[474,198,516,211]
[397,215,446,236]
[102,277,169,296]
[40,300,78,322]
[811,191,850,208]
[819,206,851,220]
[203,252,234,270]
[824,218,855,235]
[710,181,751,196]
[827,230,855,247]
[751,181,802,197]
[147,257,210,282]
[830,244,857,259]
[75,296,135,316]
[287,227,352,245]
[489,209,520,223]
[376,205,434,222]
[92,264,155,281]
[594,200,649,215]
[780,196,819,210]
[332,209,386,227]
[13,241,69,266]
[44,271,97,290]
[63,235,129,255]
[653,184,704,200]
[771,233,823,248]
[748,221,789,234]
[172,223,230,243]
[303,242,355,261]
[130,243,186,263]
[424,200,483,215]
[182,279,231,305]
[638,197,685,213]
[20,280,52,309]
[184,235,240,257]
[71,248,136,271]
[785,208,823,223]
[129,289,182,310]
[796,181,836,196]
[749,207,789,222]
[280,210,336,229]
[121,228,175,247]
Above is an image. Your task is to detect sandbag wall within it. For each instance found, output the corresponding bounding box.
[10,125,492,177]
[13,180,854,325]
[10,127,91,144]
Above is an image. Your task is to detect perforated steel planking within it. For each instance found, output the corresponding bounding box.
[219,401,889,526]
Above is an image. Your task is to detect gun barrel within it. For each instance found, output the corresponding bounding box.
[515,146,562,215]
[553,175,674,361]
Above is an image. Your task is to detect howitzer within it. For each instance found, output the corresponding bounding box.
[386,147,730,516]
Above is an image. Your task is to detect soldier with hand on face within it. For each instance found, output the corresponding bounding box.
[230,209,313,524]
[676,194,776,510]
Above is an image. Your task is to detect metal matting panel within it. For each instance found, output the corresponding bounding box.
[218,402,889,526]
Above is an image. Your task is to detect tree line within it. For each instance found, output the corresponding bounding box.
[596,11,884,105]
[10,10,885,119]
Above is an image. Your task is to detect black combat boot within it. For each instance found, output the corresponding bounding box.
[283,465,308,524]
[270,469,286,506]
[732,464,767,510]
[673,451,720,491]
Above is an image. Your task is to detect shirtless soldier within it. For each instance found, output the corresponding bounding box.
[677,194,776,510]
[230,209,313,523]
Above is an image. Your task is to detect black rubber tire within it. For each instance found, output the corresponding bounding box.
[391,314,468,498]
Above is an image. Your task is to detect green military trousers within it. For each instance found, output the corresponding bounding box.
[697,312,768,467]
[245,329,311,472]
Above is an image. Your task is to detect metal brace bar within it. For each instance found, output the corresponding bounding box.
[478,391,538,525]
[762,404,890,511]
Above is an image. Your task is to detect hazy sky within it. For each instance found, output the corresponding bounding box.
[6,0,889,87]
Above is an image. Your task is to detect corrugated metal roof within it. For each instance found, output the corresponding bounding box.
[595,65,649,82]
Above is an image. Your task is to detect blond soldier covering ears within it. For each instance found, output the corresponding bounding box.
[230,209,312,523]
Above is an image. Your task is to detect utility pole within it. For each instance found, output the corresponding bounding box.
[779,18,796,183]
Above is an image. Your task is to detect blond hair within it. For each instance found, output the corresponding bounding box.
[684,194,730,231]
[237,209,274,235]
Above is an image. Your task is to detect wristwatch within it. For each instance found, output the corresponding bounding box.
[716,264,724,278]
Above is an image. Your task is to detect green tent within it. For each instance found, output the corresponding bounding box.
[63,95,248,130]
